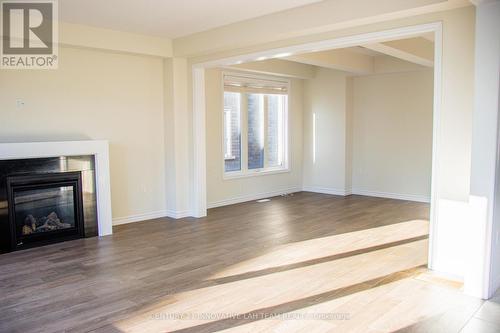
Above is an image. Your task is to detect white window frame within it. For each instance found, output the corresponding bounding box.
[222,71,290,180]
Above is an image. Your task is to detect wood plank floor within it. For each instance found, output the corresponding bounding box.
[0,192,489,333]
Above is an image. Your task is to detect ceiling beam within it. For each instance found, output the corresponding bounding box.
[228,59,316,79]
[174,0,470,58]
[285,48,373,75]
[363,37,434,67]
[373,56,430,75]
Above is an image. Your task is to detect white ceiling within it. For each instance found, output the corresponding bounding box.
[59,0,323,39]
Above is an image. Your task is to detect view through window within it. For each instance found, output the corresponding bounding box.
[223,73,288,176]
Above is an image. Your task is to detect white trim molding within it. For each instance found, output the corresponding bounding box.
[209,187,431,209]
[192,67,207,218]
[302,186,431,203]
[350,189,431,203]
[302,186,351,196]
[113,210,168,225]
[207,187,301,209]
[113,209,191,225]
[196,23,442,69]
[0,140,113,236]
[166,209,191,219]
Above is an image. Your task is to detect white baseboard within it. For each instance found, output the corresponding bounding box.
[302,186,351,196]
[207,187,302,209]
[112,209,191,225]
[165,209,191,219]
[113,187,430,225]
[112,210,168,225]
[350,189,431,203]
[302,186,430,203]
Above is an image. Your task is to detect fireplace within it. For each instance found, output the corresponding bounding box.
[6,172,85,250]
[0,154,101,253]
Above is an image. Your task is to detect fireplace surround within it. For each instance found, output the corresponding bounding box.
[0,157,97,252]
[0,141,113,253]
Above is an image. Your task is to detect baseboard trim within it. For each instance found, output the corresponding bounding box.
[113,209,191,225]
[113,188,429,225]
[165,209,191,219]
[207,187,302,209]
[112,210,168,225]
[302,186,430,203]
[302,186,351,196]
[350,189,431,203]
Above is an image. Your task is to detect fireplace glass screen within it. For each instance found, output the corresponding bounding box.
[13,185,76,238]
[6,171,85,250]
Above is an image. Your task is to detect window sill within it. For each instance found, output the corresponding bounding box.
[223,167,290,180]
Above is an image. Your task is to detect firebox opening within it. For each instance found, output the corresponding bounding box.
[6,172,85,250]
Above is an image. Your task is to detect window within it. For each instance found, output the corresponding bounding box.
[223,92,241,172]
[223,73,288,177]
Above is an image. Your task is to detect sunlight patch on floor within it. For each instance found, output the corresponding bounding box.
[209,220,429,280]
[217,274,480,333]
[112,240,428,332]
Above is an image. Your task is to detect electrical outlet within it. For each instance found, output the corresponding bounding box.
[16,99,25,109]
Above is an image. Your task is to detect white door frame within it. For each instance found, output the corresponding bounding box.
[192,22,443,270]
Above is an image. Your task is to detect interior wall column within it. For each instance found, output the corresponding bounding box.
[467,0,500,299]
[164,58,191,218]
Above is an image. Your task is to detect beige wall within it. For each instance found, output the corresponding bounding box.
[0,46,167,222]
[302,68,350,194]
[351,70,434,200]
[205,68,303,206]
[302,68,433,200]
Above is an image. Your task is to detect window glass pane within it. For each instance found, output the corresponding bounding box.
[247,94,264,170]
[266,94,285,168]
[224,92,241,172]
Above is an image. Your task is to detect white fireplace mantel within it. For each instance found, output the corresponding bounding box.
[0,140,113,236]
